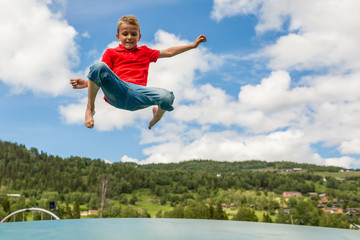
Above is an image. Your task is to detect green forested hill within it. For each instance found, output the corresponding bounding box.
[0,140,356,195]
[1,140,360,229]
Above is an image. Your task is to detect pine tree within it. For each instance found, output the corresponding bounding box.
[73,201,80,219]
[213,202,228,220]
[63,203,73,219]
[262,212,272,223]
[1,198,10,213]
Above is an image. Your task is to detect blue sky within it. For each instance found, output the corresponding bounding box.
[1,0,360,169]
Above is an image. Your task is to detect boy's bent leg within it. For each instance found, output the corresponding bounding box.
[144,87,174,129]
[85,62,130,128]
[127,84,175,129]
[148,106,166,130]
[85,78,100,128]
[88,62,132,110]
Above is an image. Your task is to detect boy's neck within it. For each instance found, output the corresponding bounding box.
[120,44,138,51]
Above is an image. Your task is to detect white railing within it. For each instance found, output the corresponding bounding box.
[1,207,60,223]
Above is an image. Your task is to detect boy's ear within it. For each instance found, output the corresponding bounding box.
[116,33,120,41]
[138,33,142,41]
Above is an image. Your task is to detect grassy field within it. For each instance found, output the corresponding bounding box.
[121,189,173,217]
[314,170,360,178]
[225,208,276,222]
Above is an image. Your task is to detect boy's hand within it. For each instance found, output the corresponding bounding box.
[193,34,207,48]
[70,78,88,89]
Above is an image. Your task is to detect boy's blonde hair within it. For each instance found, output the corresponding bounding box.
[117,15,140,34]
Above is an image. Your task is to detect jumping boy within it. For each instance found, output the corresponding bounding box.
[70,15,207,129]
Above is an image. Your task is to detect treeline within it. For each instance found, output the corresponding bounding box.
[141,159,346,172]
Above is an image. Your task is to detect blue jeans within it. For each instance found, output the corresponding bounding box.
[87,62,175,111]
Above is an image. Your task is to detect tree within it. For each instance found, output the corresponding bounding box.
[213,202,228,220]
[73,201,80,219]
[160,196,167,205]
[120,206,138,218]
[319,212,349,229]
[262,212,272,223]
[0,206,7,221]
[63,203,73,219]
[163,205,184,218]
[293,200,319,226]
[88,194,99,209]
[99,175,111,218]
[118,194,128,204]
[276,209,291,224]
[129,195,137,205]
[1,198,10,213]
[156,210,163,218]
[233,207,258,222]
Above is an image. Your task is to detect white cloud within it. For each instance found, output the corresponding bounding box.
[81,31,91,39]
[139,126,359,169]
[59,93,148,131]
[324,157,357,170]
[121,155,139,164]
[0,0,78,96]
[212,0,360,71]
[103,159,113,164]
[210,0,262,22]
[339,139,360,155]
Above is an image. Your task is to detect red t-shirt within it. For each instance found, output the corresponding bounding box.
[101,44,160,86]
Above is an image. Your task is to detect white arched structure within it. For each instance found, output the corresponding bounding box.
[1,207,60,223]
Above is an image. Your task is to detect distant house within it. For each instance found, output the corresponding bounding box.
[6,194,20,197]
[283,209,291,214]
[322,207,343,214]
[285,168,303,173]
[80,210,99,216]
[221,204,227,209]
[318,200,330,205]
[347,208,360,212]
[333,208,343,214]
[346,208,360,214]
[337,178,346,183]
[319,193,328,199]
[282,191,302,197]
[332,200,345,205]
[88,210,98,215]
[309,192,318,196]
[216,174,221,177]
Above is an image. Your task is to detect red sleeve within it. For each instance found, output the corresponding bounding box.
[145,46,160,63]
[101,49,113,69]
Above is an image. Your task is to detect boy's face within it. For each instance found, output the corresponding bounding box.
[116,23,141,50]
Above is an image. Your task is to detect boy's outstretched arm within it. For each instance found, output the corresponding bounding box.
[158,34,207,58]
